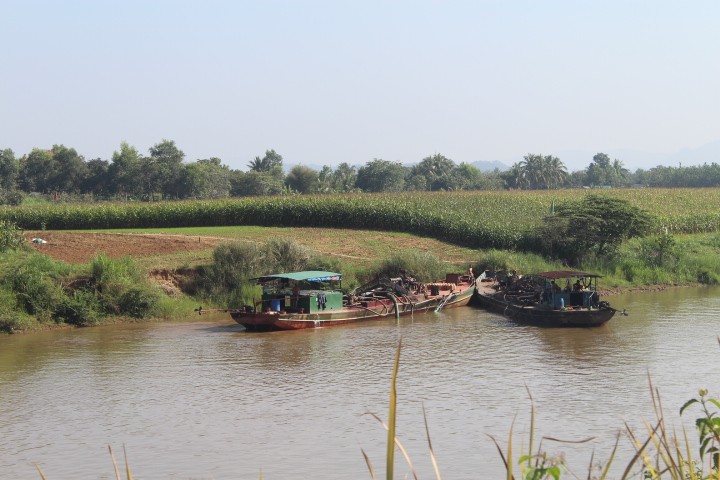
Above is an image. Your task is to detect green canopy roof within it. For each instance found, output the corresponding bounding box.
[251,271,342,283]
[532,271,602,279]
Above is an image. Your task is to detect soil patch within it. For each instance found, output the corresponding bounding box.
[24,231,223,264]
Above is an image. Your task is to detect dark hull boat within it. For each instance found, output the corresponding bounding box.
[201,270,476,331]
[473,270,617,327]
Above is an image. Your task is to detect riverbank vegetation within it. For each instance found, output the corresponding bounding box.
[0,246,194,333]
[4,188,720,332]
[5,225,720,334]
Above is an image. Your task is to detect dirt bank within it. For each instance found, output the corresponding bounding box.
[24,231,223,264]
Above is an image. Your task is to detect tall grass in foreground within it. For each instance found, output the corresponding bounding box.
[36,445,133,480]
[372,339,720,480]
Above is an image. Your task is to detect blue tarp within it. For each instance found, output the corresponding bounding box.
[251,271,342,283]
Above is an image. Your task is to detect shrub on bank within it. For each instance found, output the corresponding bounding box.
[54,289,104,326]
[0,288,31,333]
[118,287,160,319]
[9,254,70,321]
[367,250,449,283]
[193,241,265,308]
[0,251,162,330]
[0,219,25,252]
[193,238,379,307]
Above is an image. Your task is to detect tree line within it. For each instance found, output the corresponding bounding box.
[0,141,718,205]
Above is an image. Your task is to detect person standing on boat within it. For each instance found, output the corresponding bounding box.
[467,265,474,283]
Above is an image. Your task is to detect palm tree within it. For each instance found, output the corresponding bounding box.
[331,163,357,192]
[411,154,456,190]
[503,163,524,189]
[247,150,283,172]
[247,156,270,172]
[519,154,545,189]
[544,155,568,189]
[611,159,629,186]
[515,154,567,189]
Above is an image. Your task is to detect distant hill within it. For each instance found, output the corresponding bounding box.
[470,160,510,172]
[557,139,720,172]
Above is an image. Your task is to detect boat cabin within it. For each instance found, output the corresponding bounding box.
[251,271,344,314]
[531,271,602,309]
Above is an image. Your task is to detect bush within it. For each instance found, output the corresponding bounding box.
[0,220,25,252]
[264,237,310,272]
[195,238,335,307]
[88,254,145,308]
[638,232,681,268]
[85,255,164,318]
[368,250,448,283]
[9,259,67,320]
[194,241,266,307]
[89,254,143,287]
[208,241,265,290]
[0,189,24,206]
[53,290,103,326]
[118,287,160,318]
[0,288,27,332]
[540,194,652,265]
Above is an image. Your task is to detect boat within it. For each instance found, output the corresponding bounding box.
[473,270,618,327]
[202,270,476,331]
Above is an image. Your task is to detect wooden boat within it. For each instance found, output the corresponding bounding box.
[203,270,476,331]
[473,270,618,327]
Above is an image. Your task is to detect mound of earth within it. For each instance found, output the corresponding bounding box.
[24,231,223,264]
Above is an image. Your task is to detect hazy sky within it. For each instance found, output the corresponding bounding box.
[2,0,718,171]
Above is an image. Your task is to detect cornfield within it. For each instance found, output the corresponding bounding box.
[2,189,719,250]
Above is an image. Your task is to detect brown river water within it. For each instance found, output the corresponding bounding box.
[1,286,719,479]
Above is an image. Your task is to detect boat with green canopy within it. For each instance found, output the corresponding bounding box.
[203,269,476,331]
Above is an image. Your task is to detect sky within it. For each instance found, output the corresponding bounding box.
[2,0,719,172]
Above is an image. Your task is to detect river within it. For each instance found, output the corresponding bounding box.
[1,286,719,479]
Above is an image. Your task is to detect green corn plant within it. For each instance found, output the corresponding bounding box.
[680,389,720,478]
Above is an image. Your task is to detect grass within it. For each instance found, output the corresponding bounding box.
[369,340,720,480]
[0,248,177,332]
[23,226,720,290]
